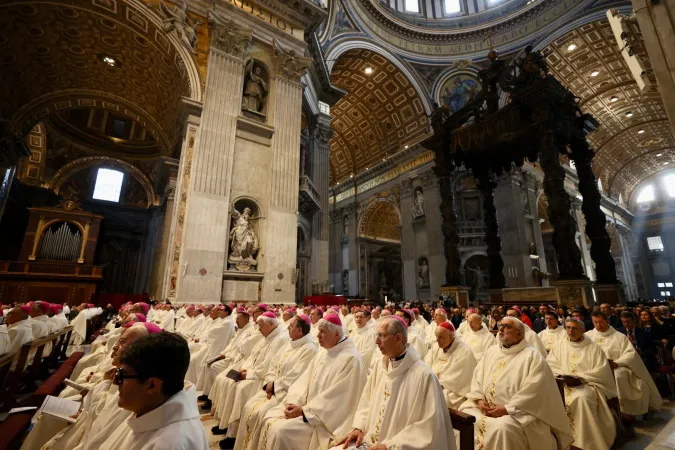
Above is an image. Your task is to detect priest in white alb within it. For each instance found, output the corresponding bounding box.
[425,321,476,409]
[463,313,495,362]
[501,308,547,357]
[425,308,448,347]
[332,316,455,450]
[259,313,367,450]
[233,314,318,450]
[585,311,662,416]
[460,317,574,450]
[539,311,566,353]
[350,308,378,368]
[547,318,617,450]
[185,305,235,385]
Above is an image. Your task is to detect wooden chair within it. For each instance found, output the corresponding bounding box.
[449,408,475,450]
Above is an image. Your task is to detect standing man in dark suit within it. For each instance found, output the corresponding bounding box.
[617,311,655,370]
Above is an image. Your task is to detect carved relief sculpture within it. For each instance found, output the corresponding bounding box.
[208,11,253,59]
[417,257,430,288]
[242,60,268,118]
[229,207,259,271]
[159,0,201,53]
[411,186,425,218]
[272,39,312,82]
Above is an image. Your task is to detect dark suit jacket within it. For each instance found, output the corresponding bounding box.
[451,316,463,330]
[617,326,655,369]
[533,317,546,334]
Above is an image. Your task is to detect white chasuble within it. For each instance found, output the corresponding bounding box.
[350,323,377,370]
[539,326,566,353]
[406,325,428,360]
[495,326,547,357]
[463,327,495,362]
[460,339,573,450]
[8,319,33,369]
[425,338,476,409]
[585,327,662,415]
[261,337,367,450]
[186,317,235,384]
[329,346,455,450]
[547,337,617,450]
[234,333,318,450]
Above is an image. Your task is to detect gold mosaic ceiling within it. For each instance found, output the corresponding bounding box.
[359,201,401,243]
[330,49,430,184]
[543,19,674,200]
[0,0,194,155]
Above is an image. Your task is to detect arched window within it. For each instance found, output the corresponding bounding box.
[405,0,420,13]
[444,0,461,13]
[636,184,655,203]
[93,168,124,202]
[664,174,675,198]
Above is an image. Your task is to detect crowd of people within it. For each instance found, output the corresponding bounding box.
[1,299,671,450]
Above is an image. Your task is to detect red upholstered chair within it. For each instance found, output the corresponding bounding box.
[0,411,33,450]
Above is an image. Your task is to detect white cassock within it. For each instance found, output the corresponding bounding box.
[72,328,121,380]
[330,346,455,450]
[350,323,377,369]
[92,385,208,450]
[495,326,547,357]
[0,325,10,355]
[406,325,427,360]
[69,311,87,346]
[214,326,289,431]
[310,322,319,339]
[456,320,468,339]
[234,333,318,450]
[585,327,662,415]
[539,326,566,353]
[59,355,114,400]
[463,325,495,362]
[186,316,235,384]
[460,339,574,450]
[201,321,261,395]
[160,309,175,331]
[8,319,33,369]
[261,337,367,450]
[425,338,476,409]
[425,321,438,347]
[31,315,50,339]
[547,337,617,450]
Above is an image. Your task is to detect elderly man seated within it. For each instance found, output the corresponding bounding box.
[332,317,455,450]
[547,318,617,450]
[460,317,573,449]
[425,308,448,347]
[258,314,367,450]
[425,321,476,409]
[463,313,495,361]
[501,308,547,356]
[585,311,662,416]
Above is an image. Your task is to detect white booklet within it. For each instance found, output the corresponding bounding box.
[204,355,221,365]
[64,378,87,392]
[34,395,80,424]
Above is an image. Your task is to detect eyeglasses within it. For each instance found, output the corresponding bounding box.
[113,367,144,386]
[498,323,514,330]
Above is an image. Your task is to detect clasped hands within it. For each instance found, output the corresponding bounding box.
[283,403,303,419]
[477,400,508,418]
[337,428,386,449]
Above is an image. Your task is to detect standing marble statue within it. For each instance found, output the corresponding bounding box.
[417,258,429,288]
[412,187,425,218]
[230,207,259,266]
[243,60,267,114]
[159,0,200,53]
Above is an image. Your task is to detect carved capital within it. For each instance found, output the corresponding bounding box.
[208,11,253,59]
[399,178,414,198]
[313,125,334,147]
[420,171,437,190]
[165,177,177,201]
[273,39,312,82]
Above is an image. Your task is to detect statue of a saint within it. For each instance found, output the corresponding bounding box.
[159,0,200,53]
[229,207,259,266]
[411,187,425,218]
[417,258,429,288]
[242,60,267,115]
[467,265,487,292]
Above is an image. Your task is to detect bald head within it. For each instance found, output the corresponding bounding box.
[467,313,483,331]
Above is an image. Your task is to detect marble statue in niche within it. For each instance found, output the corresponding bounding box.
[466,263,488,293]
[411,186,425,218]
[229,206,259,271]
[417,257,430,288]
[342,270,349,294]
[242,60,268,120]
[159,0,201,53]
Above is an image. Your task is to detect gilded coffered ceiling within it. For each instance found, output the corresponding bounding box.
[542,19,674,201]
[359,200,401,243]
[0,0,198,155]
[329,49,430,184]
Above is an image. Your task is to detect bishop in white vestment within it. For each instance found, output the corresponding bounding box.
[350,310,378,369]
[547,318,617,450]
[539,312,566,353]
[463,314,495,361]
[585,312,662,415]
[333,317,455,450]
[461,317,574,450]
[260,314,367,450]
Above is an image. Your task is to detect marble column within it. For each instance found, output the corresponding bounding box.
[328,208,343,293]
[477,170,506,289]
[618,226,638,301]
[310,115,332,293]
[261,41,311,302]
[347,204,358,296]
[433,163,462,285]
[538,132,585,279]
[152,178,175,299]
[173,17,252,303]
[400,178,416,300]
[422,171,446,299]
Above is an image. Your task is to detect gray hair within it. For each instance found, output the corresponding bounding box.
[317,318,344,338]
[502,316,525,333]
[257,315,279,327]
[564,317,585,331]
[382,318,408,345]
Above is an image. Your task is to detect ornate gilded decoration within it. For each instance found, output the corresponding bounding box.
[359,201,401,243]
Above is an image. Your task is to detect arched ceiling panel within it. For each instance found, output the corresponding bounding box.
[359,201,401,243]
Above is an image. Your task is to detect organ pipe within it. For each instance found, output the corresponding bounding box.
[38,222,82,261]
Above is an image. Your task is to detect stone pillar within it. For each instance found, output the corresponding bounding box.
[347,204,358,296]
[261,41,312,303]
[477,170,506,289]
[399,178,416,300]
[538,132,585,279]
[173,18,251,303]
[571,200,595,280]
[433,164,462,285]
[422,171,446,299]
[618,226,638,302]
[152,177,175,299]
[524,175,550,286]
[328,208,343,293]
[310,115,332,293]
[0,166,16,224]
[629,0,675,133]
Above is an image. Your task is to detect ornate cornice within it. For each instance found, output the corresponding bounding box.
[208,10,253,59]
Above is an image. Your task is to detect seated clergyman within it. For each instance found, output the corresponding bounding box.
[332,316,455,450]
[463,313,495,361]
[538,311,566,353]
[547,318,617,450]
[460,317,573,450]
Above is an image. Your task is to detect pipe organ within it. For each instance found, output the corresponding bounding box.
[0,201,104,304]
